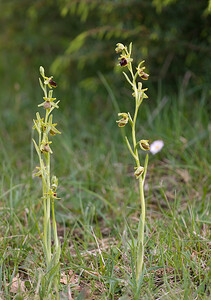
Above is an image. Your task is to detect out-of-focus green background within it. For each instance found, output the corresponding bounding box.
[1,0,210,91]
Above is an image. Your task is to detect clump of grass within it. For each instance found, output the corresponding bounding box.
[32,66,61,296]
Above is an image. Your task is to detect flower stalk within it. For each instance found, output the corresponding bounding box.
[115,43,150,284]
[32,66,61,280]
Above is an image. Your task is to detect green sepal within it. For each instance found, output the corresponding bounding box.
[39,78,45,94]
[48,89,53,98]
[128,112,133,126]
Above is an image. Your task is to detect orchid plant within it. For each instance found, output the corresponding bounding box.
[32,67,61,292]
[115,43,150,284]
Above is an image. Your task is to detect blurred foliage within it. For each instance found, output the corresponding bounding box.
[0,0,210,92]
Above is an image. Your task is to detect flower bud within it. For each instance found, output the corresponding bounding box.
[139,140,150,151]
[115,43,125,53]
[51,176,58,191]
[134,166,144,179]
[40,66,45,77]
[116,113,128,127]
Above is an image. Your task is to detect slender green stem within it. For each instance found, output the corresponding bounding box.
[130,73,146,284]
[45,152,51,266]
[125,136,138,161]
[52,198,59,249]
[132,106,139,159]
[136,177,145,282]
[42,107,52,267]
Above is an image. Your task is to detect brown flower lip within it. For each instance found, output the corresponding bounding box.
[118,122,126,127]
[140,72,149,80]
[49,79,57,87]
[134,166,144,178]
[119,58,128,67]
[43,101,51,109]
[42,144,50,153]
[139,140,150,151]
[50,129,56,136]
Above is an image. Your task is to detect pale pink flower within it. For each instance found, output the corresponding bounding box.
[150,140,164,155]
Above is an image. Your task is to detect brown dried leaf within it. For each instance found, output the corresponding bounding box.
[60,270,79,286]
[7,276,25,293]
[176,169,190,183]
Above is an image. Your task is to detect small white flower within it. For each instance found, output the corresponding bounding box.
[150,140,164,155]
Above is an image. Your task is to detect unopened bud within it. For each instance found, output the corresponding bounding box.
[40,66,45,77]
[52,176,58,191]
[115,43,125,53]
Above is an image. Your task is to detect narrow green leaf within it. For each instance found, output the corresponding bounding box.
[125,136,138,161]
[123,72,133,86]
[32,139,40,156]
[143,154,149,183]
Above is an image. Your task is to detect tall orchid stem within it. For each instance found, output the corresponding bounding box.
[131,104,146,283]
[127,56,148,284]
[136,177,145,283]
[33,67,61,274]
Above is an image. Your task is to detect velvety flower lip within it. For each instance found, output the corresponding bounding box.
[118,54,133,67]
[44,101,51,109]
[49,79,57,87]
[136,61,149,80]
[139,71,149,80]
[119,58,128,67]
[150,140,164,155]
[40,140,53,154]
